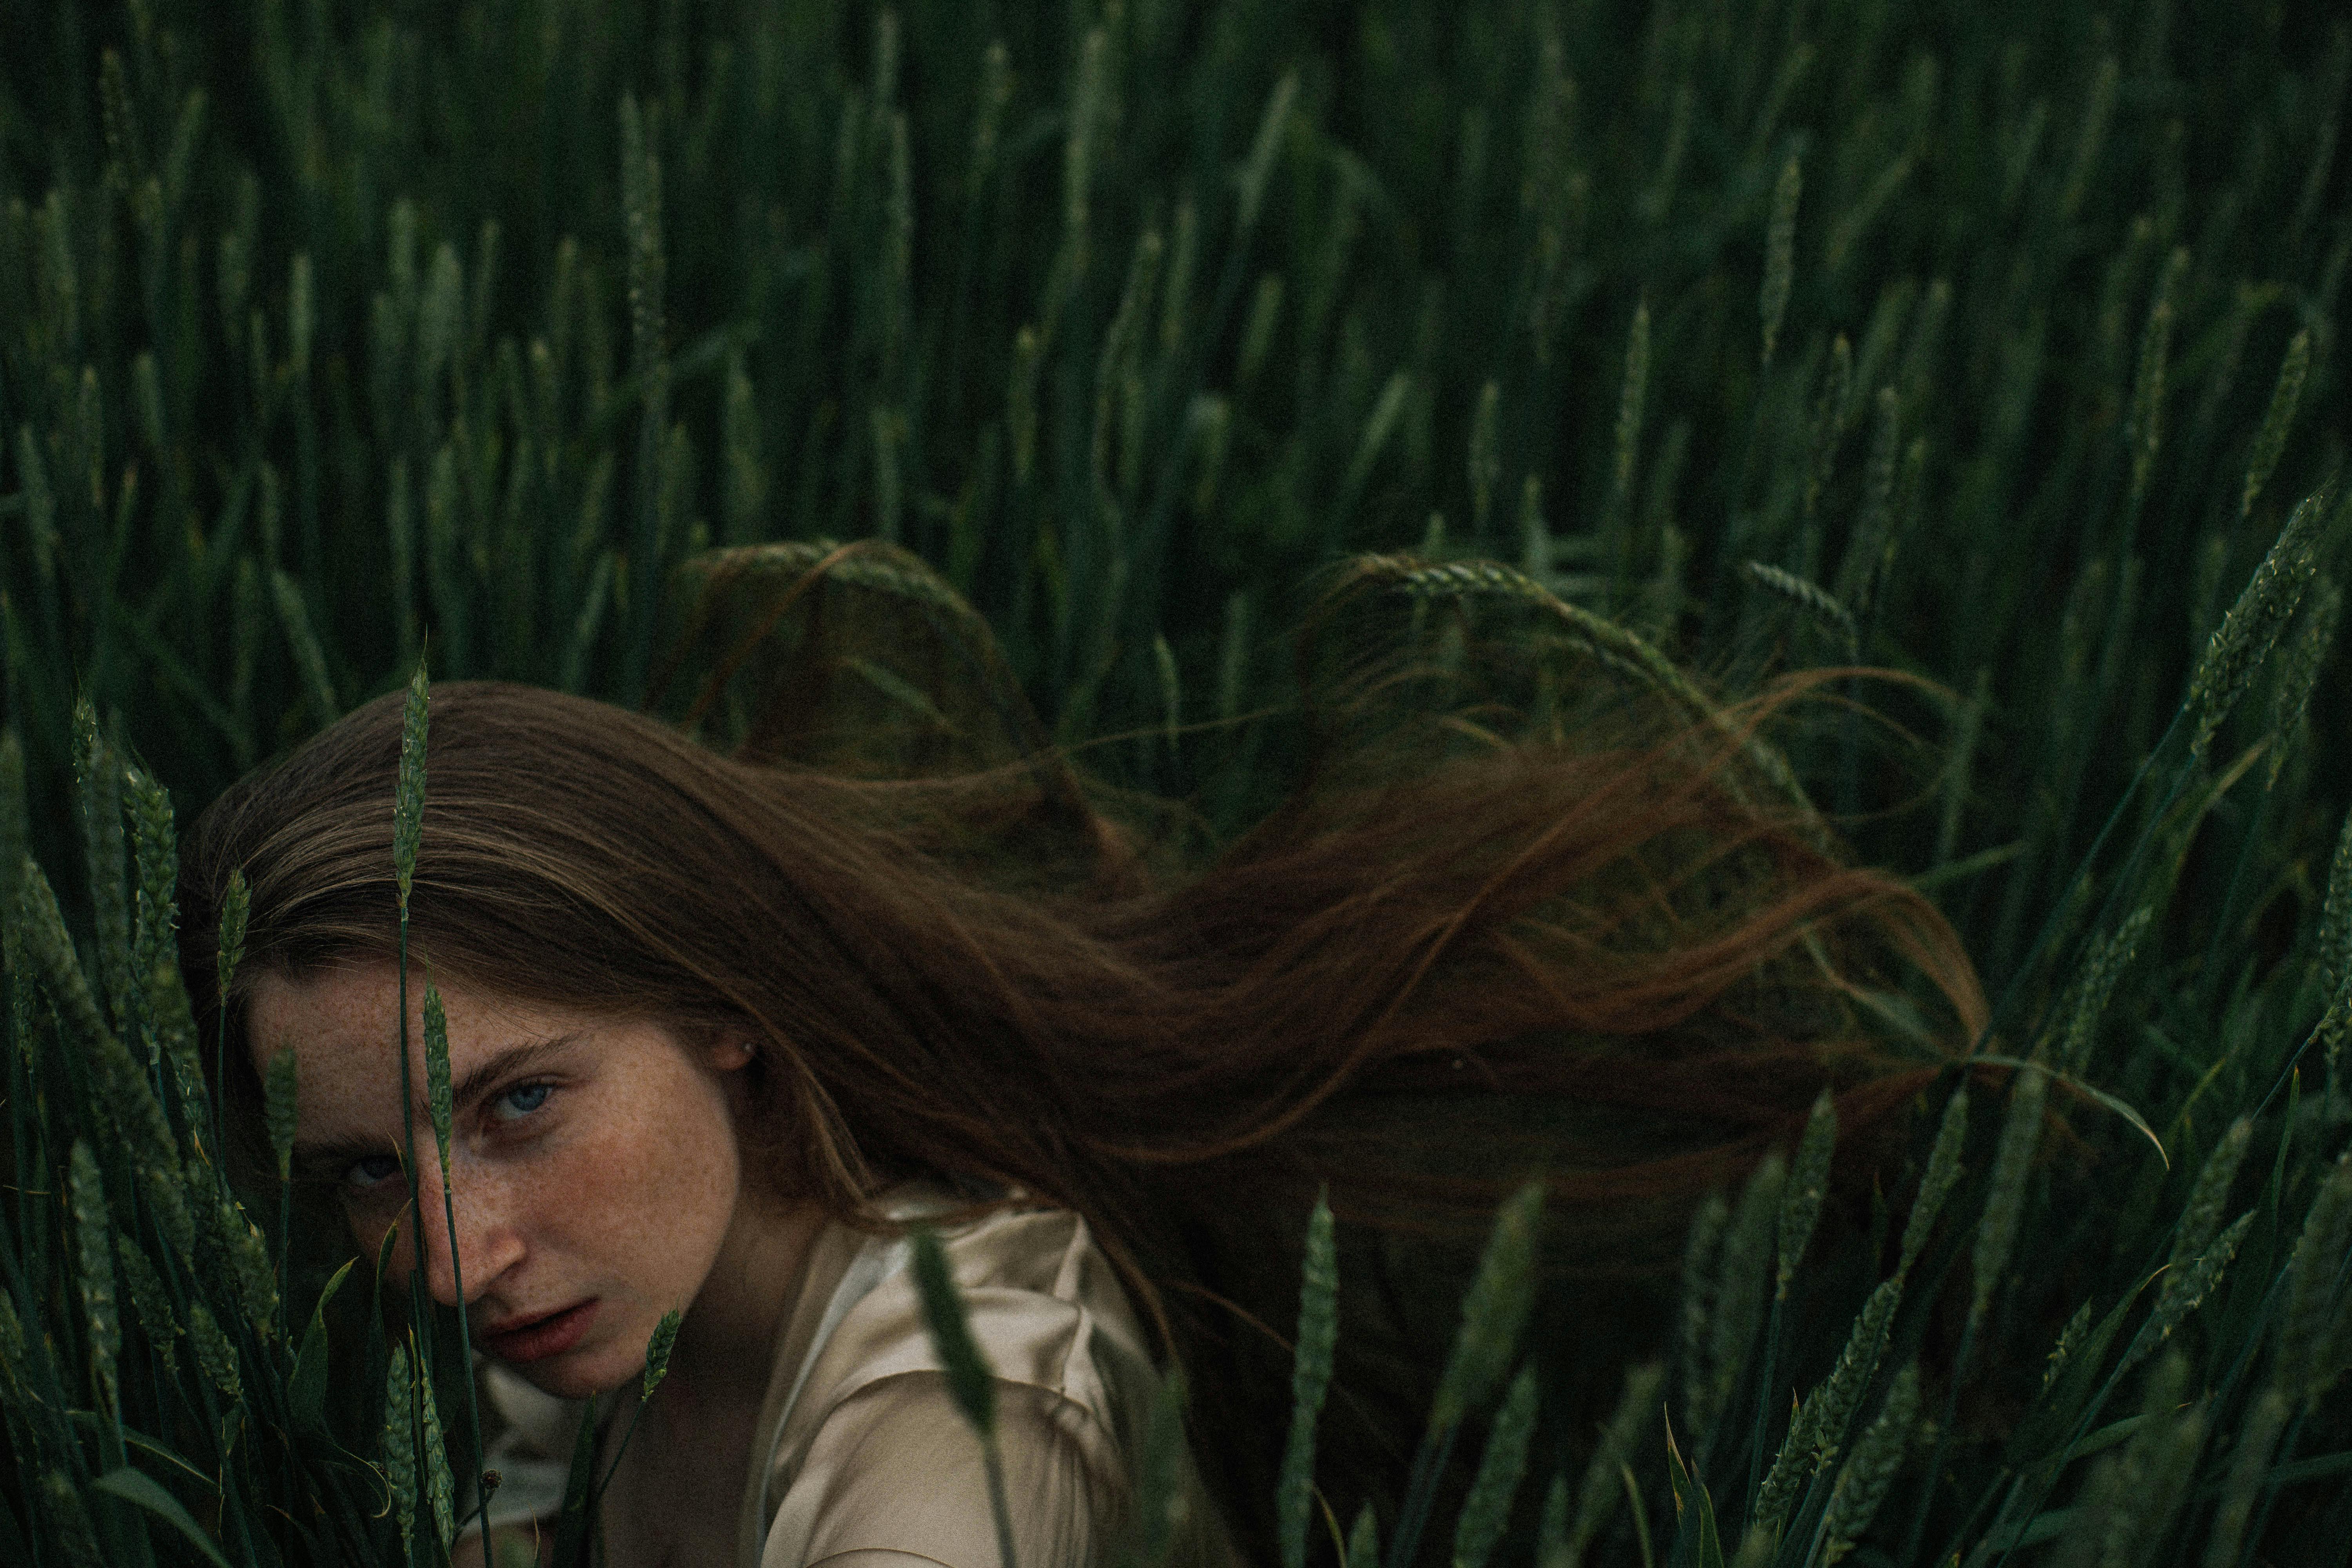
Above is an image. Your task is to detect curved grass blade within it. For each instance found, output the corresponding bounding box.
[1965,1055,2164,1169]
[92,1468,233,1568]
[288,1259,356,1440]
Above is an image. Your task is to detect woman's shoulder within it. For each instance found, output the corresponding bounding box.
[746,1186,1231,1568]
[773,1187,1158,1463]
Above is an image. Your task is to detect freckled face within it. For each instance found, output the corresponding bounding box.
[245,962,748,1400]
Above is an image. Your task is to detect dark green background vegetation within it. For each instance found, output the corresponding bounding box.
[4,1,2352,1564]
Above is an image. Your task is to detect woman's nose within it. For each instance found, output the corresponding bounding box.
[407,1161,527,1308]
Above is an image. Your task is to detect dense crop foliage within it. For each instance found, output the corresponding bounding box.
[3,0,2352,1563]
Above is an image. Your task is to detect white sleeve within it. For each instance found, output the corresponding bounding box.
[474,1362,588,1532]
[761,1371,1118,1568]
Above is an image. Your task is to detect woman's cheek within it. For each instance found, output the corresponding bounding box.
[346,1213,396,1273]
[532,1112,679,1250]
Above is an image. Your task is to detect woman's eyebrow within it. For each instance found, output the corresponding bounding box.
[450,1034,583,1108]
[289,1035,587,1170]
[292,1134,397,1178]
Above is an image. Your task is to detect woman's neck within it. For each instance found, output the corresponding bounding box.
[595,1192,828,1568]
[659,1190,828,1411]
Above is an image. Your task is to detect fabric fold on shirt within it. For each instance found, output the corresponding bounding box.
[480,1189,1241,1568]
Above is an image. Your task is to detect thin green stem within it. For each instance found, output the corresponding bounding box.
[434,1145,493,1564]
[2230,1408,2310,1568]
[1900,1312,1980,1568]
[2197,783,2279,1015]
[274,1167,292,1301]
[1983,702,2192,1047]
[1383,1421,1460,1568]
[1746,1291,1788,1517]
[586,1387,656,1520]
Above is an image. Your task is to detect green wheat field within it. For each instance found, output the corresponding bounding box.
[5,0,2352,1564]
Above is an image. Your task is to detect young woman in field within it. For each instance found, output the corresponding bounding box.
[178,548,1984,1568]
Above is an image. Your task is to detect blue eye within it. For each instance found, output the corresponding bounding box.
[496,1082,553,1120]
[345,1153,402,1191]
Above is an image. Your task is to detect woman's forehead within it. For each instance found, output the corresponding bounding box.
[245,963,574,1067]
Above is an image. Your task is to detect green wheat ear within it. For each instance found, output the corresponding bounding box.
[216,867,250,1010]
[1759,145,1802,368]
[1818,1362,1920,1565]
[416,1341,457,1550]
[2166,1117,2254,1285]
[1534,1474,1570,1568]
[394,659,428,909]
[18,858,198,1261]
[71,699,132,1034]
[146,956,209,1148]
[2241,327,2311,521]
[1897,1085,1969,1277]
[263,1046,299,1182]
[1697,1151,1785,1450]
[67,1141,120,1412]
[2201,1387,2291,1568]
[2136,1209,2253,1370]
[214,1189,278,1336]
[0,729,25,929]
[2186,486,2332,758]
[1815,1276,1903,1454]
[186,1299,241,1405]
[1677,1189,1729,1439]
[1429,1181,1545,1432]
[2278,1149,2352,1409]
[125,766,176,997]
[1728,1523,1775,1568]
[41,1472,103,1568]
[2059,1352,2206,1564]
[642,1308,682,1399]
[1612,297,1651,512]
[2278,560,2341,733]
[2057,906,2151,1074]
[422,981,454,1174]
[1776,1088,1838,1295]
[1551,1363,1660,1568]
[1757,1272,1903,1533]
[114,1244,180,1380]
[1276,1192,1338,1568]
[0,1291,28,1402]
[270,569,341,725]
[1971,1062,2049,1325]
[384,1339,419,1563]
[2040,1299,2093,1396]
[1464,379,1501,537]
[1452,1363,1540,1568]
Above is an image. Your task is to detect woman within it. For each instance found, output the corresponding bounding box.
[179,552,1984,1568]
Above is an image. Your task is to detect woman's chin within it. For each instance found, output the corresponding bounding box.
[498,1349,628,1403]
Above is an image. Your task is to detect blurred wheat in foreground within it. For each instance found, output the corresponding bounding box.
[6,0,2352,1563]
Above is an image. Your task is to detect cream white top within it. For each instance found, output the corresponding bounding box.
[480,1191,1238,1568]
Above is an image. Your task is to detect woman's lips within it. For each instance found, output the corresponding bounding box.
[481,1299,598,1363]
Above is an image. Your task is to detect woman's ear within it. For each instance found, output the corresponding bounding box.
[706,1031,757,1072]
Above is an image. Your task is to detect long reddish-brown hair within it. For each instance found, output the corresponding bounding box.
[178,548,1986,1554]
